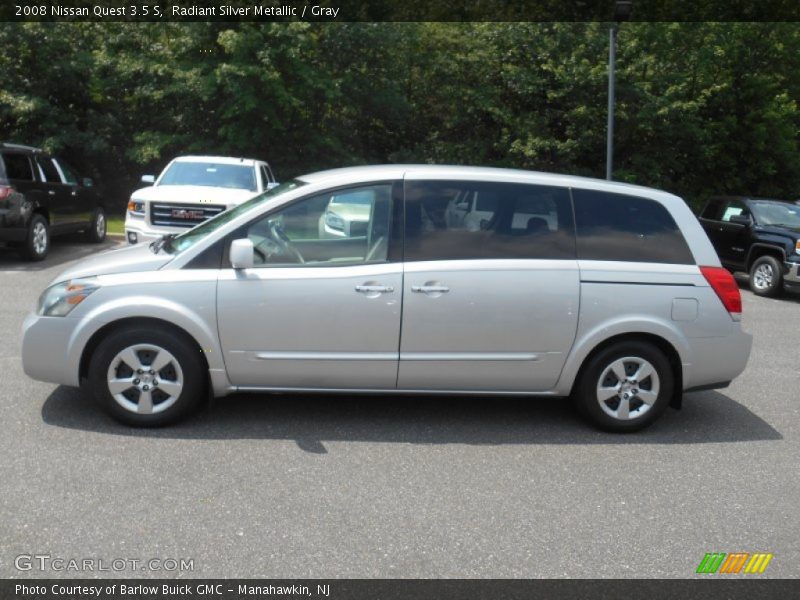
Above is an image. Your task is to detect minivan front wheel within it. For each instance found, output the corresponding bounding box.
[575,341,673,432]
[88,326,205,426]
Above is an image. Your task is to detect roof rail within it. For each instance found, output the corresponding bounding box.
[1,142,42,152]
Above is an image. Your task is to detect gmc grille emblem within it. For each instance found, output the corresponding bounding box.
[172,209,204,220]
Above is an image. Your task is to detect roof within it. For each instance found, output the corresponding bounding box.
[171,155,265,166]
[297,164,684,203]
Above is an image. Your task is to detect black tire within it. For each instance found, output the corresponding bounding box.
[88,325,206,426]
[21,214,49,261]
[749,255,783,297]
[85,207,106,243]
[574,340,673,432]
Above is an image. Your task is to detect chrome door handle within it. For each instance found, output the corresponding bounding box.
[48,190,56,195]
[411,285,450,293]
[355,285,394,293]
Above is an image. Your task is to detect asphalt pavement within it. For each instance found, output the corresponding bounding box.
[0,237,798,578]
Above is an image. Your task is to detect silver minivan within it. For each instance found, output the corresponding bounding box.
[22,166,752,431]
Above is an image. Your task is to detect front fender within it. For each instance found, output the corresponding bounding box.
[66,291,226,387]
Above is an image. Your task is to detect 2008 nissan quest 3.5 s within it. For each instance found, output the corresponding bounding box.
[22,166,752,431]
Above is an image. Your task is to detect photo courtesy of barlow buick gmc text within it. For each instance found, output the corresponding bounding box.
[1,2,799,599]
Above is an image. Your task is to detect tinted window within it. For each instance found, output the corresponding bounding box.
[700,200,723,220]
[573,189,694,264]
[53,159,77,184]
[37,157,61,183]
[719,200,748,222]
[404,180,575,261]
[240,183,393,267]
[3,153,33,181]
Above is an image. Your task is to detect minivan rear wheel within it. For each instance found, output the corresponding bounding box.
[575,340,673,432]
[88,326,205,426]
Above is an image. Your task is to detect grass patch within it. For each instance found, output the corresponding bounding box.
[107,214,125,235]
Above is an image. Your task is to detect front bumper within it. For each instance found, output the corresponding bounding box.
[784,261,800,285]
[124,216,185,245]
[21,312,81,387]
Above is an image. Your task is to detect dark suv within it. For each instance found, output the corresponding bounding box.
[0,143,106,260]
[699,196,800,297]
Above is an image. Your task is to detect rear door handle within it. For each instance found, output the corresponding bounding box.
[355,285,394,294]
[411,285,450,293]
[48,190,56,195]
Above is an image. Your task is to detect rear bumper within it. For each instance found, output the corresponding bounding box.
[0,227,27,242]
[683,328,753,391]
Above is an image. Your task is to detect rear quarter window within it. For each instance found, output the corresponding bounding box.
[2,153,34,181]
[573,189,695,264]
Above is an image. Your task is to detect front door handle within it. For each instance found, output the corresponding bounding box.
[411,285,450,294]
[355,284,394,294]
[48,190,56,195]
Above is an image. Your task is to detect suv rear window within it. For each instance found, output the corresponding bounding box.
[404,180,576,261]
[2,153,34,181]
[573,189,694,264]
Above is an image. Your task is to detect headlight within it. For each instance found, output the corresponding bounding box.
[795,239,800,255]
[37,278,99,317]
[127,199,144,216]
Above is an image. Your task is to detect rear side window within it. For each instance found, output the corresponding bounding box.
[573,189,694,264]
[37,157,61,183]
[404,180,575,261]
[3,153,34,181]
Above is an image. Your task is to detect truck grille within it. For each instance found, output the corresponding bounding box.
[150,202,226,228]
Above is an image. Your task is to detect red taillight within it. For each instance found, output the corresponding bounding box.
[0,185,13,200]
[700,266,742,316]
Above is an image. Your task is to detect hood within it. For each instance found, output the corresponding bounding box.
[131,185,258,206]
[757,223,800,238]
[50,242,174,285]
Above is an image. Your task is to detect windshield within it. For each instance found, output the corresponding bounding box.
[170,180,306,253]
[750,200,800,228]
[159,161,257,191]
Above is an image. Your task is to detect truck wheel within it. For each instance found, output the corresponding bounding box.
[574,340,673,432]
[85,207,106,243]
[749,255,782,297]
[88,325,206,426]
[22,214,49,261]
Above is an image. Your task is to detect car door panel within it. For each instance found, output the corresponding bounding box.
[217,263,402,388]
[398,259,579,391]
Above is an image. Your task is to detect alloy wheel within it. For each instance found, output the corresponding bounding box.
[595,356,660,421]
[106,344,184,415]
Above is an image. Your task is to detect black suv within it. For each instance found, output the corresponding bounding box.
[699,196,800,297]
[0,143,106,260]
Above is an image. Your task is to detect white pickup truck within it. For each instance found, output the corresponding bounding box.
[124,155,277,244]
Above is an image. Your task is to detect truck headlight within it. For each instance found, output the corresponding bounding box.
[37,278,99,317]
[795,239,800,255]
[127,199,145,216]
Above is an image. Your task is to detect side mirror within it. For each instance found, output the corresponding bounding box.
[141,174,155,184]
[230,238,254,269]
[82,177,94,188]
[729,214,752,226]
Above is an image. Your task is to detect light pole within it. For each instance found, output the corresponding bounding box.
[606,1,632,181]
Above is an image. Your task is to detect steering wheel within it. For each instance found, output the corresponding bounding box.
[268,220,305,264]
